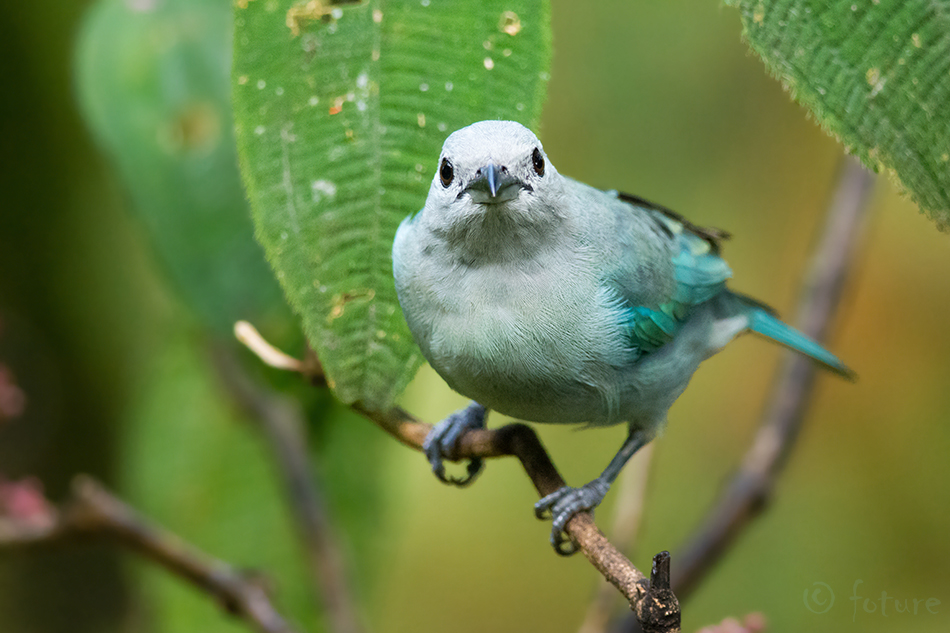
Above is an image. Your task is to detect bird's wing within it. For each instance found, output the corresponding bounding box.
[615,192,731,252]
[616,194,734,353]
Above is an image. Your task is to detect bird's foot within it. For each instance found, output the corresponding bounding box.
[534,479,610,556]
[422,402,487,487]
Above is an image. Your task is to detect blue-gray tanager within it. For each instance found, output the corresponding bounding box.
[392,120,851,554]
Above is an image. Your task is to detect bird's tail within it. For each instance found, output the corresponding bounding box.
[729,292,855,379]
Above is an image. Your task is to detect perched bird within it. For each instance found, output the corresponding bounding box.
[392,120,851,554]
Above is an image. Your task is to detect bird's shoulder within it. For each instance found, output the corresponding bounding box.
[613,191,731,253]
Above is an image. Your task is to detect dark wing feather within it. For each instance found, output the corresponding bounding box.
[615,191,731,253]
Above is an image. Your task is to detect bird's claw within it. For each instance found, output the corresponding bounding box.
[534,480,610,556]
[422,403,486,487]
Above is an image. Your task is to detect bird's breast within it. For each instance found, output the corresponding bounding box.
[419,257,635,425]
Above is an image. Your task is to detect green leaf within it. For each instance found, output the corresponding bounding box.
[233,0,551,409]
[75,0,291,334]
[727,0,950,229]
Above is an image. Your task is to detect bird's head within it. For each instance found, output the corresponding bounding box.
[419,121,565,257]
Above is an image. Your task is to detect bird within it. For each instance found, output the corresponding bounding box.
[391,120,852,555]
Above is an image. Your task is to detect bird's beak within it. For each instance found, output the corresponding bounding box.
[465,163,525,203]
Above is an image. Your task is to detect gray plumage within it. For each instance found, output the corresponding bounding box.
[392,120,850,553]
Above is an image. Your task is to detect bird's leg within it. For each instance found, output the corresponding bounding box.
[535,428,653,555]
[423,401,488,486]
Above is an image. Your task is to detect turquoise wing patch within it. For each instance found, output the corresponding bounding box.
[627,210,732,353]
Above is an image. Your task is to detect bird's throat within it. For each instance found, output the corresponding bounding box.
[455,203,549,265]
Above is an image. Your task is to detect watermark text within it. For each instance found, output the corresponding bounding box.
[803,580,940,621]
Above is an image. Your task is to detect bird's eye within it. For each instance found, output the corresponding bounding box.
[532,147,545,176]
[439,158,454,187]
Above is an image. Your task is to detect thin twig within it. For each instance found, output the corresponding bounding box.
[353,405,662,597]
[362,406,679,632]
[236,322,686,631]
[236,331,681,631]
[234,321,305,372]
[579,444,655,633]
[670,156,874,599]
[0,476,295,633]
[212,345,363,633]
[234,322,326,384]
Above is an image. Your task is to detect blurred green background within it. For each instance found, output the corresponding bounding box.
[1,1,948,633]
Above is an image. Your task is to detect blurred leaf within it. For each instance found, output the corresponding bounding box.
[125,335,394,632]
[233,0,551,409]
[727,0,950,230]
[124,339,318,632]
[75,0,290,334]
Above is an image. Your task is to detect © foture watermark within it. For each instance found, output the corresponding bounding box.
[803,580,941,621]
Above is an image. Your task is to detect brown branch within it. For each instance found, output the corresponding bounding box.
[233,322,684,630]
[579,444,655,633]
[211,344,363,633]
[0,475,295,633]
[357,406,655,592]
[669,156,875,601]
[364,405,679,632]
[233,323,681,631]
